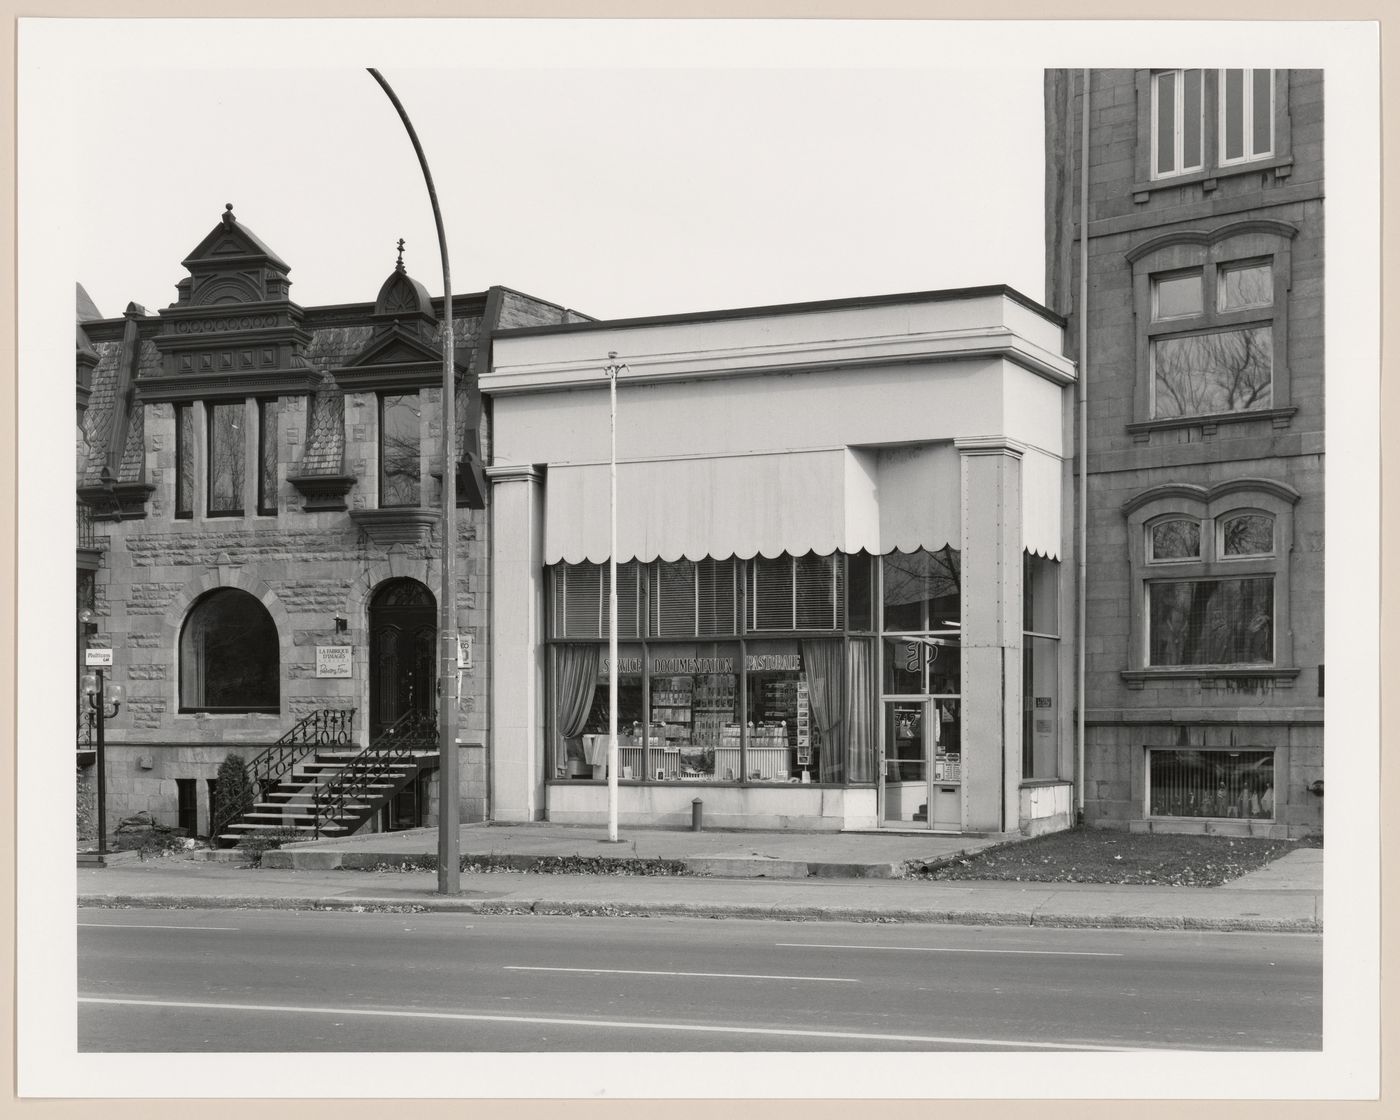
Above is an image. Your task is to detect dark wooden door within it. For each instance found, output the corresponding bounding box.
[368,579,437,741]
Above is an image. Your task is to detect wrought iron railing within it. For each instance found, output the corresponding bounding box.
[210,708,355,841]
[311,709,438,837]
[77,502,99,550]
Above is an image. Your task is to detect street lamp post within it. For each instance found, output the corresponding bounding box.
[80,657,123,866]
[368,68,460,895]
[603,353,628,843]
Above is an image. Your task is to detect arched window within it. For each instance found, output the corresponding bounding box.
[1121,479,1300,683]
[179,588,280,712]
[1126,220,1298,432]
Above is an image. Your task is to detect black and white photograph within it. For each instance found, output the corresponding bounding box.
[12,11,1383,1105]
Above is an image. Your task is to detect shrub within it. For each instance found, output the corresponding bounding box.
[211,753,255,840]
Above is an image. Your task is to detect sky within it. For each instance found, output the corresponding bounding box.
[70,60,1045,322]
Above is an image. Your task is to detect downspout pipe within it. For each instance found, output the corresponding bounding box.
[1076,69,1090,824]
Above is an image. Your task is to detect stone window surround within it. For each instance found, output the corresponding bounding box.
[1120,478,1301,687]
[1126,219,1299,437]
[177,582,281,714]
[171,397,287,522]
[1132,69,1294,201]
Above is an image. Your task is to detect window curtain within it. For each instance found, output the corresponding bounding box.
[802,639,847,783]
[555,644,601,762]
[846,640,875,783]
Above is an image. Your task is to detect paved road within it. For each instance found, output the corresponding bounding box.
[78,910,1321,1052]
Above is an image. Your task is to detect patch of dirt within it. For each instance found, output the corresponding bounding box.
[914,828,1321,887]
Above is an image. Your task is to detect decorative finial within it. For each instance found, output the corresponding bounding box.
[395,238,406,274]
[222,203,235,226]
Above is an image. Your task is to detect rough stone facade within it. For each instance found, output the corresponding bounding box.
[1045,69,1324,837]
[77,207,588,842]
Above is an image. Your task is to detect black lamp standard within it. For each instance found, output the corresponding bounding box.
[80,611,122,865]
[367,68,460,894]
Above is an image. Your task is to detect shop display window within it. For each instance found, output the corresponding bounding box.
[554,644,644,779]
[646,643,736,781]
[742,641,810,783]
[544,552,879,786]
[1149,749,1275,819]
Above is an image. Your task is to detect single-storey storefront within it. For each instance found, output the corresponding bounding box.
[482,286,1078,833]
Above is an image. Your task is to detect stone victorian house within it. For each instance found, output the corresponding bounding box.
[76,205,586,839]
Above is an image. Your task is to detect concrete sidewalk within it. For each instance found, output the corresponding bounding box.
[258,821,1011,879]
[77,824,1322,933]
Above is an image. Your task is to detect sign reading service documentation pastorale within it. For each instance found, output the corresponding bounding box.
[84,648,113,667]
[316,646,352,678]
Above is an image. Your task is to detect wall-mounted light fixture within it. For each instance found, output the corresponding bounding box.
[333,615,348,635]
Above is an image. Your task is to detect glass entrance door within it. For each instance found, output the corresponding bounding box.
[882,700,930,826]
[881,698,963,830]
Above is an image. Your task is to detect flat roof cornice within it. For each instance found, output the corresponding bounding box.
[493,283,1065,338]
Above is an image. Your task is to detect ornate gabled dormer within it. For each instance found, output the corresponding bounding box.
[140,204,318,404]
[333,240,463,394]
[345,243,460,546]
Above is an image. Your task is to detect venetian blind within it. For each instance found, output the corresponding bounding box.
[696,558,737,636]
[652,560,698,638]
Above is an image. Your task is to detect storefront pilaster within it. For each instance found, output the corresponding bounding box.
[957,437,1025,832]
[486,463,546,821]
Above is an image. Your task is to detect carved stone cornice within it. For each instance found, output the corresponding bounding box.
[287,473,358,512]
[78,481,156,522]
[135,369,322,404]
[348,507,439,546]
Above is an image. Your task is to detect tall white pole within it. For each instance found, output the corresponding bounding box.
[607,352,621,842]
[369,68,460,893]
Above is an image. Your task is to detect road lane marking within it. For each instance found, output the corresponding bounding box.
[76,996,1145,1050]
[504,966,856,983]
[775,942,1122,957]
[78,923,240,932]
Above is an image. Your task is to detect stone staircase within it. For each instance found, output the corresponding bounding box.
[215,709,439,848]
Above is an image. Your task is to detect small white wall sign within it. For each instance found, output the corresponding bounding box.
[316,646,352,678]
[84,648,113,667]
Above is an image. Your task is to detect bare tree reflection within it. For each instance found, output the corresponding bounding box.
[1153,327,1272,418]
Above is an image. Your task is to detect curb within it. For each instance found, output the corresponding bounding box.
[75,894,1322,933]
[259,849,905,879]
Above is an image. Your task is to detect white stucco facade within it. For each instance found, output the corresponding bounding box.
[483,286,1077,833]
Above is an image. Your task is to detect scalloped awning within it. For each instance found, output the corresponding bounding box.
[545,444,967,565]
[542,441,1062,564]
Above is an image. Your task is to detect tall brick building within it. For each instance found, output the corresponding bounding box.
[1044,69,1324,836]
[76,205,586,838]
